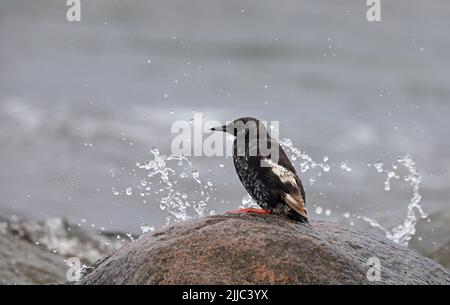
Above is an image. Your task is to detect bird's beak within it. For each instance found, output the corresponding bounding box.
[210,125,227,132]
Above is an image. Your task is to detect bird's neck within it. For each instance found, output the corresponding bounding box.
[233,133,272,157]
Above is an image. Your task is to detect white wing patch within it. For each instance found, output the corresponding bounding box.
[261,158,297,187]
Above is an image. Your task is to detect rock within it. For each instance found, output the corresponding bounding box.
[0,216,129,284]
[410,208,450,268]
[5,217,127,263]
[76,213,450,285]
[0,224,67,284]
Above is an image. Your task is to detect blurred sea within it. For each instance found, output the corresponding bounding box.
[0,1,449,264]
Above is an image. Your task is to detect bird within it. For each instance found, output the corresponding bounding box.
[211,117,308,223]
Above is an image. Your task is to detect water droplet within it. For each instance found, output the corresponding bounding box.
[141,225,155,234]
[315,206,323,215]
[374,160,384,173]
[325,209,332,216]
[191,168,200,182]
[340,161,352,172]
[125,187,133,196]
[240,194,259,209]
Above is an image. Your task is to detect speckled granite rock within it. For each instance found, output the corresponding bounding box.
[76,213,450,285]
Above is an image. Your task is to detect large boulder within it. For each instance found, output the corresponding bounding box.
[76,213,450,285]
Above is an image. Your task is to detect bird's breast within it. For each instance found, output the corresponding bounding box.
[233,156,271,207]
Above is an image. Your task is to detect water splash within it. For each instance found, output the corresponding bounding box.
[315,206,323,215]
[115,138,425,248]
[125,187,133,196]
[140,225,155,234]
[5,217,125,263]
[134,147,213,223]
[281,138,331,173]
[340,161,352,172]
[280,138,331,187]
[239,194,259,209]
[279,138,426,247]
[363,155,427,246]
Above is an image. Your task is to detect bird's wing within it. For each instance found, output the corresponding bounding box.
[276,143,306,202]
[260,155,308,220]
[280,192,308,220]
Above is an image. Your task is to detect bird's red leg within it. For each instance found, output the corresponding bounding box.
[228,208,272,215]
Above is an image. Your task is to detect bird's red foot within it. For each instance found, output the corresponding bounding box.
[228,208,272,215]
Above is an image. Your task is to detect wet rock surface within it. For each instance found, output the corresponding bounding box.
[410,208,450,268]
[0,225,67,284]
[77,213,450,285]
[0,216,128,284]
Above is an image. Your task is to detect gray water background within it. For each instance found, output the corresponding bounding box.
[0,1,449,259]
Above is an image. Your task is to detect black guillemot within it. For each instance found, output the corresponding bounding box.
[211,117,308,223]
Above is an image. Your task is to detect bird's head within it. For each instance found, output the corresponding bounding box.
[210,117,268,138]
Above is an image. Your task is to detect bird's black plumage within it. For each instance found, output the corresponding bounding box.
[211,117,308,223]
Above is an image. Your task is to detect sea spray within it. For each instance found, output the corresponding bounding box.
[280,138,331,174]
[135,147,213,223]
[362,155,427,246]
[115,139,426,247]
[239,194,259,209]
[280,138,426,246]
